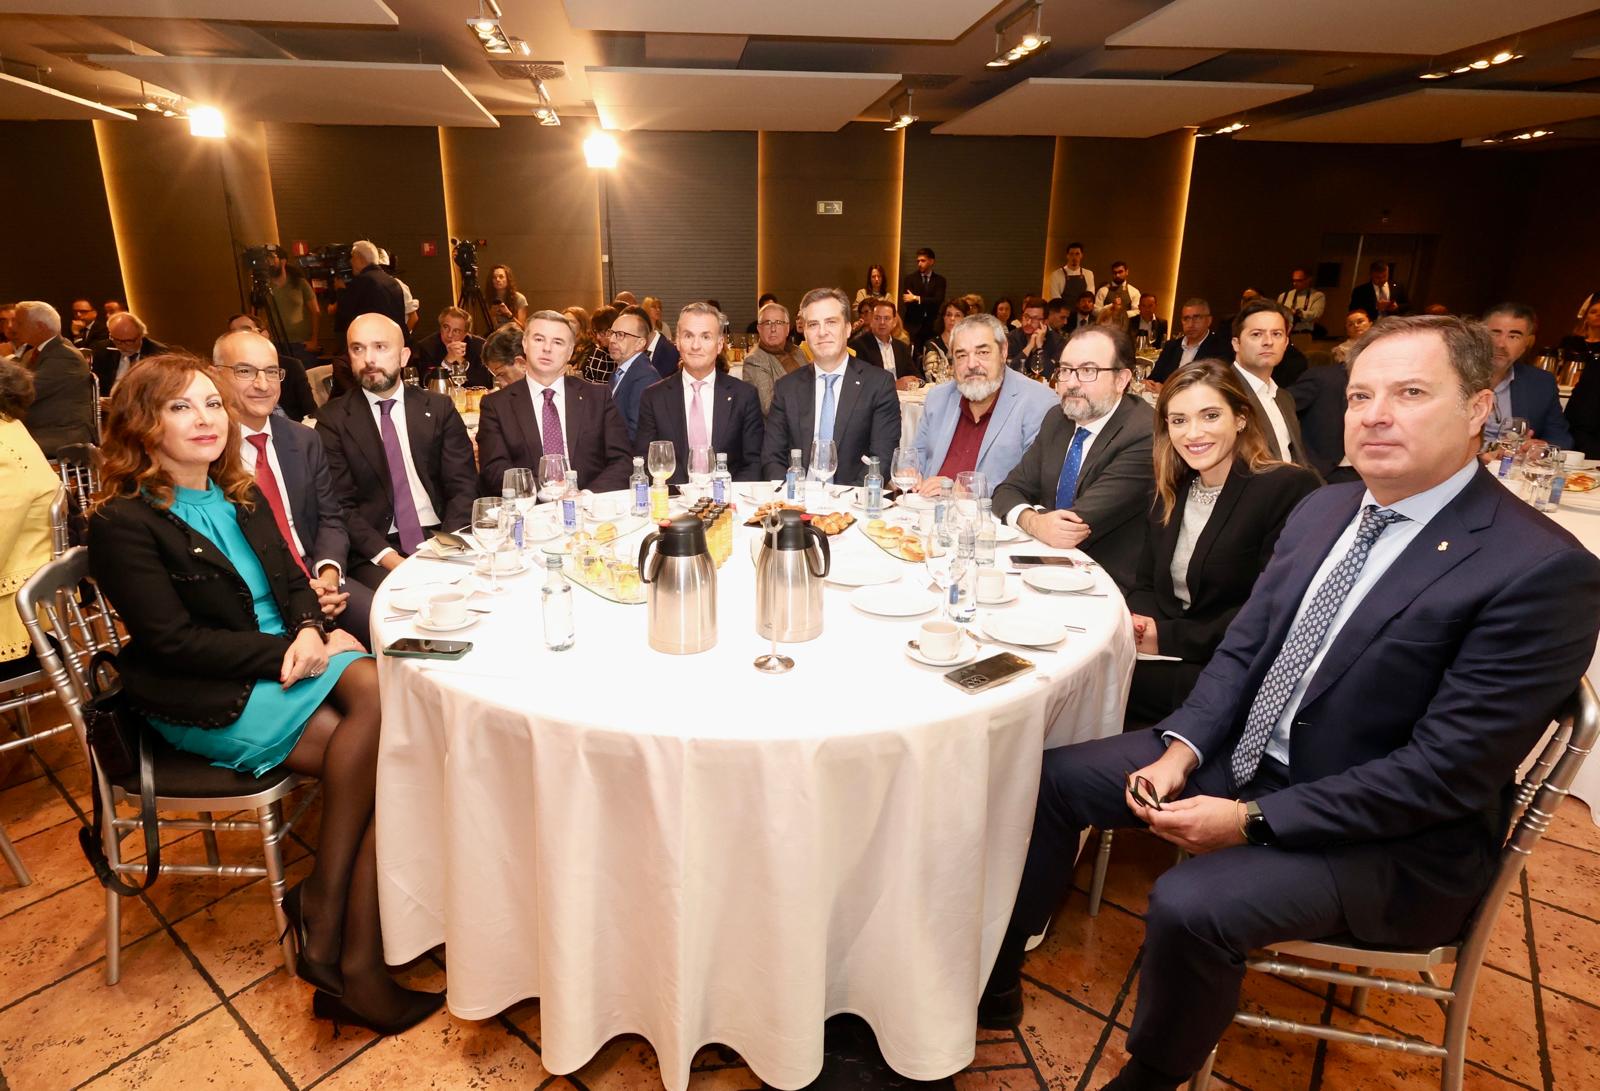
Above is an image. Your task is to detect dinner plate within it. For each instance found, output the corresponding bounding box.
[851,583,940,617]
[825,555,902,587]
[1560,488,1600,514]
[983,613,1067,647]
[413,614,479,634]
[993,520,1022,543]
[896,492,937,512]
[905,635,978,668]
[1022,567,1097,594]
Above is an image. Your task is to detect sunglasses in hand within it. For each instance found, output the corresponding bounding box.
[1126,773,1165,811]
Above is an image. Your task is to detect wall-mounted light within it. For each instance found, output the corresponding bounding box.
[985,0,1051,69]
[188,105,225,138]
[584,131,619,169]
[883,88,917,132]
[532,78,560,126]
[1195,121,1248,137]
[1420,48,1522,80]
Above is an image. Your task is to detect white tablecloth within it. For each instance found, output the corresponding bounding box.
[373,499,1134,1089]
[1543,498,1600,823]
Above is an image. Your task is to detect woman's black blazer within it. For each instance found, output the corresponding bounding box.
[87,488,324,728]
[1127,461,1320,663]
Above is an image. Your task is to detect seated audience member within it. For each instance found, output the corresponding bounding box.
[641,296,670,342]
[911,314,1058,496]
[216,329,372,647]
[1230,298,1311,467]
[644,302,682,379]
[993,325,1155,590]
[742,300,805,414]
[226,313,317,420]
[1127,362,1319,722]
[612,290,638,309]
[849,298,923,384]
[10,301,96,457]
[979,314,1600,1091]
[1277,268,1326,341]
[1129,294,1167,349]
[762,287,900,488]
[1047,243,1095,302]
[992,296,1018,329]
[1064,291,1097,334]
[1291,350,1355,482]
[1097,296,1131,330]
[851,296,875,338]
[0,361,56,668]
[68,299,103,350]
[476,310,633,495]
[920,300,969,383]
[1094,260,1139,318]
[1007,296,1063,377]
[479,324,527,389]
[1480,302,1571,449]
[486,263,528,329]
[605,305,659,442]
[0,302,16,358]
[1349,259,1408,319]
[1044,297,1071,336]
[1330,307,1372,364]
[582,305,619,385]
[91,311,168,396]
[743,292,780,335]
[1561,299,1600,368]
[87,353,441,1036]
[960,293,984,317]
[854,264,890,306]
[1561,299,1600,456]
[332,241,407,348]
[635,302,764,482]
[316,314,477,589]
[563,306,594,365]
[1149,298,1232,386]
[410,306,490,388]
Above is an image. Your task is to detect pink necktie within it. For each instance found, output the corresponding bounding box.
[687,379,709,451]
[541,388,565,458]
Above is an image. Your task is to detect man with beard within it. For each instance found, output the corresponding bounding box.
[993,325,1155,590]
[909,313,1058,496]
[316,313,477,589]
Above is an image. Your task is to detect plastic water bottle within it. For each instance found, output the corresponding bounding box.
[561,470,580,534]
[785,448,802,500]
[629,456,649,517]
[862,455,883,520]
[540,552,574,650]
[712,452,732,504]
[933,480,952,529]
[948,522,977,623]
[503,487,524,551]
[975,497,997,567]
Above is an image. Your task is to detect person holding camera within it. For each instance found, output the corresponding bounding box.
[486,263,528,329]
[331,241,407,350]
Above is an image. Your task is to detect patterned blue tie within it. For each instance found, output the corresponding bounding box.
[818,373,840,443]
[609,362,624,392]
[1054,427,1091,509]
[1231,505,1408,786]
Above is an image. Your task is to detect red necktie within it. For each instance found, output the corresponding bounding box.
[246,433,311,578]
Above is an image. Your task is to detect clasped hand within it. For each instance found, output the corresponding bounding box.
[280,627,365,688]
[1124,744,1245,854]
[1023,508,1092,549]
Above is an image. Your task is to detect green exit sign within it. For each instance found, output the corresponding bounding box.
[816,201,843,215]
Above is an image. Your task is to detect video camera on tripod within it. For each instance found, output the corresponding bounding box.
[451,237,495,333]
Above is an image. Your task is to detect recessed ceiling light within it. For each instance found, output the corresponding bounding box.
[1491,51,1515,64]
[1469,59,1491,69]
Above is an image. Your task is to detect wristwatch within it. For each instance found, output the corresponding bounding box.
[1241,800,1276,847]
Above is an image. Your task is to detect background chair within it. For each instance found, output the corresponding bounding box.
[49,442,100,517]
[17,547,316,984]
[305,364,334,408]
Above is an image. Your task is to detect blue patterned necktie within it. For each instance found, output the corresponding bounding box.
[1054,426,1091,509]
[818,373,840,443]
[1231,504,1408,786]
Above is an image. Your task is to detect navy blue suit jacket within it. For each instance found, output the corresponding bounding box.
[608,353,659,443]
[267,413,348,573]
[648,335,681,380]
[633,370,765,484]
[1157,468,1600,945]
[1508,361,1573,448]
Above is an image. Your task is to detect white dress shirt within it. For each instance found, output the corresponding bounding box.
[812,360,849,441]
[874,337,897,374]
[1234,363,1294,460]
[1166,457,1479,768]
[1277,288,1326,331]
[1047,265,1096,300]
[1178,337,1208,368]
[681,370,716,444]
[1005,402,1118,527]
[362,383,441,561]
[238,417,343,577]
[1094,281,1141,315]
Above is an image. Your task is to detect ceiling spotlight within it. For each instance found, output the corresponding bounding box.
[189,105,225,139]
[987,0,1051,70]
[531,78,560,126]
[1469,59,1491,69]
[883,88,917,132]
[584,130,619,169]
[1419,71,1448,80]
[1491,51,1515,64]
[468,16,514,54]
[986,56,1011,68]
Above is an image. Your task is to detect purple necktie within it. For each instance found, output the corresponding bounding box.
[377,398,425,554]
[687,379,709,452]
[541,387,566,458]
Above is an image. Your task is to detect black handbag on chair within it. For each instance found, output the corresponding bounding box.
[77,651,161,895]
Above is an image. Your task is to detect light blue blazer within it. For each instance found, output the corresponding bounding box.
[912,375,1060,495]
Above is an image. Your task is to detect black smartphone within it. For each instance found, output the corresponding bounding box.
[383,638,472,660]
[1009,556,1080,567]
[944,652,1035,693]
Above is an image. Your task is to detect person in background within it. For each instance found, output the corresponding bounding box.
[225,314,317,420]
[742,300,805,414]
[855,264,889,306]
[849,298,921,385]
[1330,308,1372,365]
[88,353,441,1036]
[68,299,103,350]
[1561,299,1600,457]
[612,291,638,309]
[635,302,765,482]
[1230,299,1310,467]
[486,263,528,329]
[1348,260,1407,320]
[1291,345,1355,483]
[1045,298,1071,337]
[992,297,1018,330]
[1277,268,1326,344]
[1097,295,1130,331]
[641,296,670,342]
[1008,296,1064,378]
[410,306,490,388]
[480,323,527,389]
[1479,302,1571,450]
[605,305,659,443]
[1094,260,1139,320]
[563,306,593,367]
[0,361,56,669]
[1127,361,1320,723]
[10,301,96,457]
[0,303,18,358]
[1047,242,1095,302]
[921,300,969,383]
[261,249,322,367]
[91,312,168,396]
[1129,294,1167,350]
[960,293,985,317]
[583,305,619,385]
[1149,298,1233,388]
[1065,291,1097,334]
[900,247,946,351]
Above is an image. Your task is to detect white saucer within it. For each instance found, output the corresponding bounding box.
[977,579,1019,606]
[413,614,479,634]
[896,493,937,512]
[1022,567,1096,594]
[906,635,978,667]
[825,556,902,587]
[993,520,1022,543]
[983,613,1067,647]
[479,553,531,576]
[851,583,940,617]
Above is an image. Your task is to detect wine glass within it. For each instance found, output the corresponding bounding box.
[502,467,537,552]
[647,439,677,484]
[890,447,922,497]
[471,496,512,593]
[537,454,569,502]
[810,439,838,499]
[686,445,714,500]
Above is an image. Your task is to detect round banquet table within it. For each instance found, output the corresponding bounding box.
[372,491,1135,1090]
[1542,491,1600,824]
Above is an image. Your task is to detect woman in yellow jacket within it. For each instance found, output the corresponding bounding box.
[1,360,57,667]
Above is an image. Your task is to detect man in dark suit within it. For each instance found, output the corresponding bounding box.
[1291,360,1353,481]
[1230,298,1311,468]
[409,306,490,388]
[11,301,96,457]
[1128,293,1167,349]
[216,328,372,645]
[848,298,922,383]
[1482,302,1572,448]
[993,325,1155,590]
[605,305,660,443]
[226,313,317,421]
[333,240,408,350]
[635,302,765,482]
[1149,298,1233,386]
[978,315,1600,1091]
[899,247,946,350]
[1007,296,1065,377]
[1348,260,1408,320]
[645,312,681,380]
[762,287,901,487]
[476,310,634,496]
[316,314,477,589]
[90,311,168,396]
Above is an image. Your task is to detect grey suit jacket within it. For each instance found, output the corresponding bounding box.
[22,337,97,457]
[992,393,1155,591]
[1236,363,1311,468]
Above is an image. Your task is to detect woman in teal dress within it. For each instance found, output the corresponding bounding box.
[88,353,441,1035]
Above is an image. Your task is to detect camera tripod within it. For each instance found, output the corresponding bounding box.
[457,268,495,335]
[248,270,295,356]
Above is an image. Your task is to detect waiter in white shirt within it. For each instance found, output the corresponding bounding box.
[1277,268,1327,347]
[1046,242,1096,302]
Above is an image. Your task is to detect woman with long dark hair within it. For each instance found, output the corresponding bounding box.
[486,264,528,328]
[855,264,889,305]
[86,354,441,1034]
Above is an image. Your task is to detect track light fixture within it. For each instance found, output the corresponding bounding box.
[883,88,917,131]
[1195,121,1248,137]
[532,79,560,126]
[1420,48,1522,80]
[986,1,1051,69]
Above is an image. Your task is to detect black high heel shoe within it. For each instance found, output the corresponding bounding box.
[280,883,344,997]
[312,987,444,1036]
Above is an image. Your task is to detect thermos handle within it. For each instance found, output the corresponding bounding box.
[806,524,831,578]
[637,532,658,584]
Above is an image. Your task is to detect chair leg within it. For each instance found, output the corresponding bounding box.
[0,821,30,887]
[1349,968,1371,1017]
[1188,1045,1218,1090]
[199,812,221,868]
[1439,979,1477,1091]
[103,796,123,986]
[257,802,295,975]
[1087,829,1114,917]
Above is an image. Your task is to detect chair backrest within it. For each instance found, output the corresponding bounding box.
[305,364,334,408]
[51,442,101,514]
[15,548,123,735]
[47,485,70,557]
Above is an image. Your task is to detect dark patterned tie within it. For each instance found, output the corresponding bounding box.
[1231,505,1407,786]
[377,399,426,554]
[541,387,566,458]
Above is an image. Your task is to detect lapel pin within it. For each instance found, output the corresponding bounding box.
[1437,541,1449,552]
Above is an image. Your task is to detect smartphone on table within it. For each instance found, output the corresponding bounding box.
[1008,555,1081,568]
[383,638,472,661]
[944,652,1035,694]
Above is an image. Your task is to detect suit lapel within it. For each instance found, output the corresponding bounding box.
[403,390,434,482]
[710,374,734,450]
[270,422,308,516]
[515,381,545,464]
[344,395,392,502]
[1185,464,1248,585]
[831,359,866,442]
[562,381,588,459]
[1239,381,1283,460]
[974,379,1020,466]
[662,372,689,451]
[1074,397,1131,491]
[796,367,818,455]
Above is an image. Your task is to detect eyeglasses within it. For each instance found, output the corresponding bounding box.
[950,345,999,365]
[1054,365,1122,383]
[757,319,788,329]
[229,364,285,383]
[607,329,645,344]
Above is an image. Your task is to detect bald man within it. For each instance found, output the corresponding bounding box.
[314,313,478,588]
[91,312,168,395]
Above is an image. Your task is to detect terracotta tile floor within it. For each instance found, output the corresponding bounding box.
[1,721,1598,1091]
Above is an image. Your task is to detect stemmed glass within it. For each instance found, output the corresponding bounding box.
[809,439,838,502]
[648,439,677,484]
[953,470,988,526]
[471,496,512,593]
[686,445,714,501]
[537,454,569,502]
[502,467,537,553]
[890,447,921,497]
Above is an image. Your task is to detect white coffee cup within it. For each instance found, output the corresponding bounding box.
[978,568,1007,602]
[419,591,469,628]
[1564,449,1586,468]
[593,494,620,519]
[919,619,960,660]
